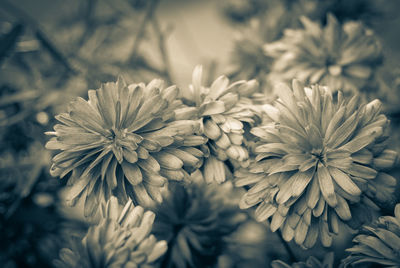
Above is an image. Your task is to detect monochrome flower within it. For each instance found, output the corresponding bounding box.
[220,0,267,22]
[151,172,246,268]
[265,14,382,94]
[184,65,259,183]
[272,252,334,268]
[46,77,206,216]
[54,197,167,268]
[343,203,400,267]
[234,80,397,248]
[228,22,273,89]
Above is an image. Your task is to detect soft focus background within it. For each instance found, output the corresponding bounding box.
[1,0,400,267]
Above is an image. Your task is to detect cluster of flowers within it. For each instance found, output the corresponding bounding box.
[229,4,387,104]
[46,66,255,267]
[45,12,400,268]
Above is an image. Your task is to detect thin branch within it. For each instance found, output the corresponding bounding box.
[151,16,174,84]
[0,0,77,74]
[128,0,160,61]
[131,55,168,76]
[0,23,24,65]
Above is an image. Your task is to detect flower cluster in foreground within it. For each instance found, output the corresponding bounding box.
[54,197,167,268]
[184,65,259,183]
[235,80,397,248]
[46,77,207,215]
[343,203,400,267]
[265,14,382,94]
[151,172,246,268]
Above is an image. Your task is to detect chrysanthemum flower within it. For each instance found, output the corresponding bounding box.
[234,80,397,248]
[265,14,382,94]
[343,203,400,267]
[183,65,259,183]
[46,77,207,216]
[227,22,273,89]
[151,171,247,268]
[54,197,167,268]
[220,0,267,22]
[272,252,334,268]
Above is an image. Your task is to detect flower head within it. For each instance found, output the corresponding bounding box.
[228,21,274,89]
[184,65,259,183]
[54,197,167,268]
[151,172,247,268]
[265,14,382,94]
[46,77,207,216]
[343,203,400,267]
[272,252,334,268]
[235,80,397,248]
[220,0,267,22]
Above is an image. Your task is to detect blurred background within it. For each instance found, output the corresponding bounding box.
[1,0,400,267]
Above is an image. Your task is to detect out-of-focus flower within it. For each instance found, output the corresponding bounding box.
[219,0,268,23]
[343,203,400,267]
[54,196,167,268]
[151,171,247,268]
[46,77,206,216]
[235,80,397,248]
[272,252,334,268]
[226,0,351,93]
[217,220,274,268]
[225,0,306,91]
[316,0,384,25]
[183,65,259,184]
[227,20,273,90]
[265,14,382,94]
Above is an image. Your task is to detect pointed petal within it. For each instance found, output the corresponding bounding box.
[317,163,337,207]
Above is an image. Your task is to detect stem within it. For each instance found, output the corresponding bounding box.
[276,229,297,263]
[0,23,24,64]
[129,0,160,61]
[0,0,76,74]
[151,16,173,84]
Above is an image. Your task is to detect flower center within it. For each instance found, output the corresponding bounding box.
[109,127,127,147]
[328,65,342,76]
[311,148,325,163]
[173,223,185,235]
